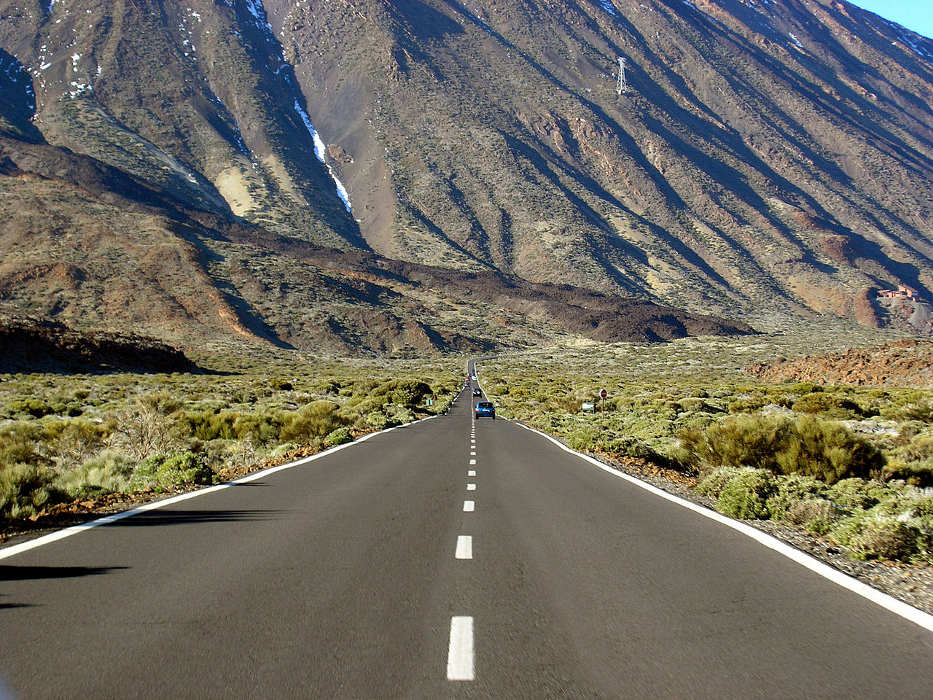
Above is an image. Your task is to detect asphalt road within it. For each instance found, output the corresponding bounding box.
[2,369,932,698]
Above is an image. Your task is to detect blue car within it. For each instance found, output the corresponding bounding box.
[475,401,496,419]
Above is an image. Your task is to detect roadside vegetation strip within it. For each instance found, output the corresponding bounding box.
[477,346,933,567]
[0,360,462,532]
[0,415,437,561]
[517,422,933,633]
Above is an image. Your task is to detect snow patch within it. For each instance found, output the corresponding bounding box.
[294,100,352,213]
[597,0,617,16]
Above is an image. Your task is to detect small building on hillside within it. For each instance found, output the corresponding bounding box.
[877,285,921,301]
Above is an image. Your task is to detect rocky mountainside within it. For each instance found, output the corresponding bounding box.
[0,0,930,352]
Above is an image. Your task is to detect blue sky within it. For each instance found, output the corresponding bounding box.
[850,1,933,39]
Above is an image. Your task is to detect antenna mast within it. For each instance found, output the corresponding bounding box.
[616,56,628,95]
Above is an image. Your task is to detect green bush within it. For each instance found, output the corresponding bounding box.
[784,499,838,535]
[828,478,889,510]
[1,463,61,520]
[133,452,213,490]
[7,398,56,419]
[716,468,775,519]
[281,401,347,443]
[370,379,432,406]
[323,427,353,447]
[232,412,283,445]
[696,466,746,498]
[843,516,919,561]
[0,424,41,467]
[178,410,240,441]
[54,450,135,499]
[765,474,827,521]
[566,424,600,451]
[679,415,882,485]
[791,392,867,419]
[774,416,883,484]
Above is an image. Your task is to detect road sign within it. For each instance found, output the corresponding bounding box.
[600,388,607,399]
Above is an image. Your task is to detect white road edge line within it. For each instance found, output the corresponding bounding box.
[517,422,933,633]
[463,500,475,512]
[0,415,441,561]
[447,616,475,681]
[455,535,473,560]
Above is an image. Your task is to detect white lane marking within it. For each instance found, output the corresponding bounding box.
[463,500,475,512]
[468,470,476,476]
[470,451,476,456]
[0,415,441,561]
[447,616,475,681]
[455,535,473,559]
[467,483,476,491]
[517,422,933,634]
[469,459,476,465]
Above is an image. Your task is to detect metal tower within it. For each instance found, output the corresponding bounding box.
[616,56,628,95]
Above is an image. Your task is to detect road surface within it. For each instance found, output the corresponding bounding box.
[1,369,932,698]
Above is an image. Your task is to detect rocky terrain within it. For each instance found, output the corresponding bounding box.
[746,338,933,388]
[0,0,931,350]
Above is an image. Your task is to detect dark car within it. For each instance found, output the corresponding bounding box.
[475,401,495,419]
[472,388,482,397]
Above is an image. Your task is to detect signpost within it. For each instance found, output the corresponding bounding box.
[600,388,607,413]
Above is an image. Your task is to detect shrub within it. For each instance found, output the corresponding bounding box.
[716,468,775,519]
[566,424,600,451]
[132,452,213,490]
[828,478,888,510]
[323,427,353,447]
[0,463,61,520]
[696,466,746,498]
[370,379,432,406]
[108,400,178,460]
[232,412,283,445]
[281,401,347,443]
[679,415,882,485]
[791,392,867,419]
[765,474,827,521]
[7,398,56,419]
[0,424,41,467]
[774,416,883,484]
[847,517,918,561]
[55,450,135,499]
[785,499,838,534]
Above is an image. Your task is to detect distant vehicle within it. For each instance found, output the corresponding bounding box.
[472,388,482,396]
[475,401,495,419]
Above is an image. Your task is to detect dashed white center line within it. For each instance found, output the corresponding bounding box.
[470,451,476,455]
[455,535,473,559]
[467,483,476,491]
[463,500,475,512]
[469,459,476,465]
[447,616,474,681]
[468,470,476,476]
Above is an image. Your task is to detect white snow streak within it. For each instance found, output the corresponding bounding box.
[294,100,352,212]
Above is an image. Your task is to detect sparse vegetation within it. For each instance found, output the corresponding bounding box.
[482,329,933,564]
[0,350,461,531]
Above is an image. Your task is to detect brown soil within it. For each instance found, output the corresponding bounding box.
[746,338,933,388]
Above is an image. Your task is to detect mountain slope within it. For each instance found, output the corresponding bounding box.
[0,0,930,349]
[272,0,933,322]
